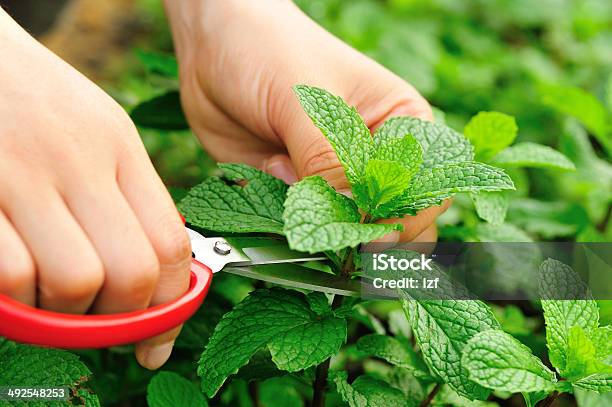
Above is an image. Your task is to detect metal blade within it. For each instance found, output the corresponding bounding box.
[187,227,326,272]
[222,263,361,297]
[242,246,327,265]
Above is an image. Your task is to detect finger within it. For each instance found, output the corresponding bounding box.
[378,200,451,242]
[116,148,192,369]
[0,210,36,305]
[63,178,160,314]
[412,224,438,243]
[1,184,104,313]
[276,87,351,191]
[262,154,298,184]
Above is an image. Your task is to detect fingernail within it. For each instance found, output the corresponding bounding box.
[141,342,174,370]
[338,189,353,198]
[266,160,298,184]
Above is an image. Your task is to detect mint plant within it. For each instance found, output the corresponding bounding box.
[181,85,514,257]
[461,259,611,405]
[463,111,575,226]
[1,85,609,407]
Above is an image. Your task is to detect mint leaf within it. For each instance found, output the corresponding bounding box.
[374,116,473,167]
[523,391,549,407]
[492,142,576,170]
[539,259,600,373]
[331,371,409,407]
[471,191,508,225]
[373,133,423,174]
[573,374,612,393]
[130,91,189,130]
[400,298,500,400]
[591,326,612,361]
[575,387,612,407]
[354,160,413,211]
[474,223,533,242]
[294,85,373,184]
[0,342,98,405]
[135,49,178,78]
[179,163,287,234]
[378,162,514,217]
[356,334,432,379]
[147,372,208,407]
[198,288,346,396]
[462,330,557,393]
[464,111,518,161]
[283,176,400,253]
[564,326,612,382]
[259,377,303,407]
[541,84,611,155]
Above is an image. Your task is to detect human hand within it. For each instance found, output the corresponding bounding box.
[0,10,191,369]
[165,0,448,242]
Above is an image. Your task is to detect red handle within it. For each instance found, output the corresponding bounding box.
[0,259,212,348]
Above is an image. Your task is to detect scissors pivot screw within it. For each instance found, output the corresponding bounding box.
[213,240,232,256]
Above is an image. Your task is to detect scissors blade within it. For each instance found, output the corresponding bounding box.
[187,227,326,272]
[223,263,361,296]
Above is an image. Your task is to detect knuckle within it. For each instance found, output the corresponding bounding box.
[300,146,342,178]
[0,255,35,295]
[112,255,160,299]
[156,222,192,268]
[45,262,105,302]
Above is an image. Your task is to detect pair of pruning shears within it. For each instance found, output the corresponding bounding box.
[0,222,359,349]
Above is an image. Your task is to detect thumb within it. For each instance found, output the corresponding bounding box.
[276,91,351,192]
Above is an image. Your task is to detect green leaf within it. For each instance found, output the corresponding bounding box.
[474,223,533,242]
[539,259,600,373]
[198,288,346,397]
[0,342,99,406]
[283,176,400,253]
[356,334,431,379]
[471,191,508,225]
[462,330,557,393]
[179,163,287,234]
[464,111,518,161]
[575,387,612,407]
[522,391,549,407]
[331,371,409,407]
[573,374,612,393]
[400,298,500,400]
[374,116,474,167]
[541,84,611,155]
[259,377,304,407]
[354,160,413,211]
[135,49,178,77]
[591,326,612,361]
[492,142,576,170]
[130,91,189,130]
[564,326,612,382]
[433,385,499,407]
[147,371,208,407]
[379,162,514,217]
[294,85,373,184]
[373,133,423,174]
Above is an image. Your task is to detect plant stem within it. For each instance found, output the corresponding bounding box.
[312,358,331,407]
[311,295,344,407]
[538,392,559,407]
[340,249,355,277]
[418,383,441,407]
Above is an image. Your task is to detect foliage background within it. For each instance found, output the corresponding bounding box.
[1,0,610,406]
